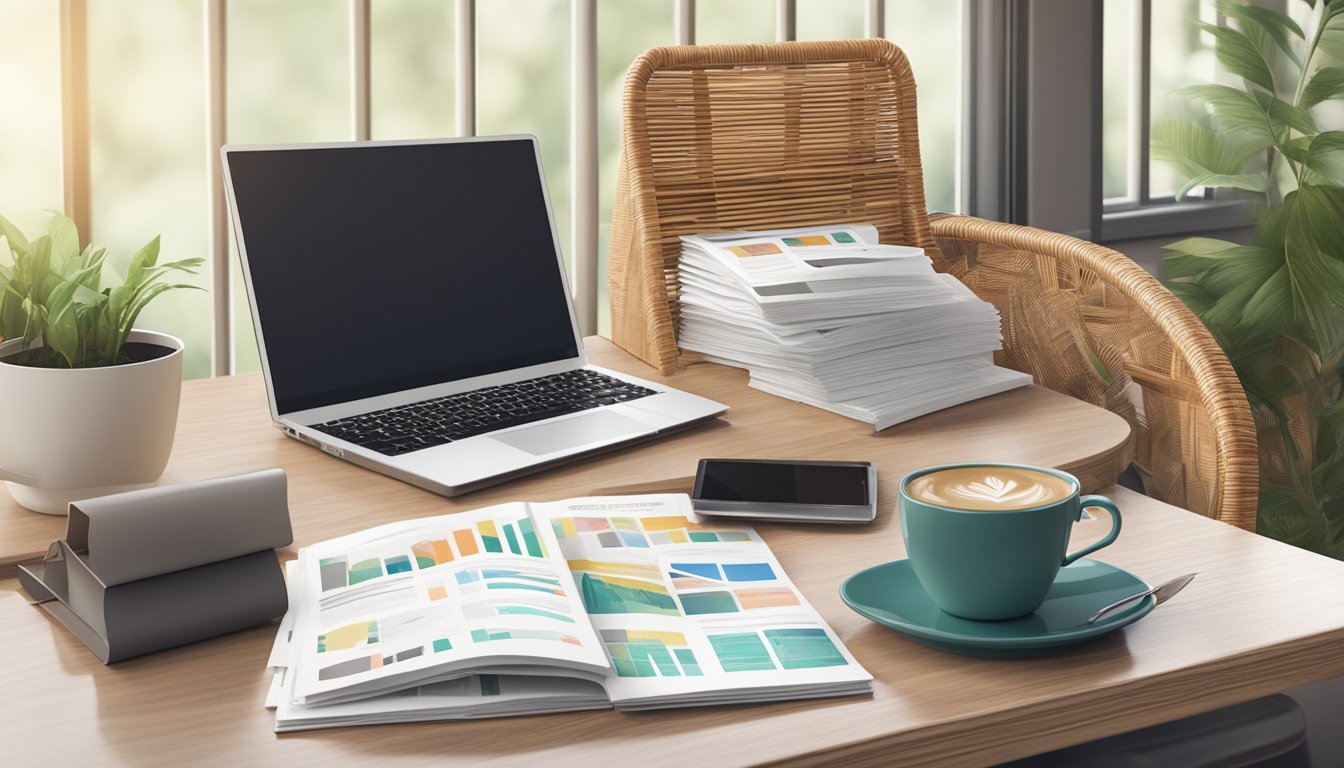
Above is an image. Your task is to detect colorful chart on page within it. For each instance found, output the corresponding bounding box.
[707,628,848,672]
[317,520,545,592]
[601,629,703,678]
[553,514,758,548]
[568,559,678,616]
[470,628,582,646]
[668,561,801,614]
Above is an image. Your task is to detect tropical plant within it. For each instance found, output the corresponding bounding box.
[1157,0,1344,556]
[0,212,202,369]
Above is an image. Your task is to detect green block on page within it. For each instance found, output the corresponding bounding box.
[831,231,856,243]
[680,591,739,615]
[710,632,775,672]
[689,532,719,543]
[764,628,846,669]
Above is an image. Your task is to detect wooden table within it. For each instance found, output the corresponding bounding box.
[3,338,1342,766]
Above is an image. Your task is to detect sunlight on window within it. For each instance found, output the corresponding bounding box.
[597,0,675,337]
[4,0,967,374]
[885,0,961,213]
[0,2,63,251]
[697,0,776,44]
[1101,0,1134,202]
[371,0,457,140]
[88,0,212,378]
[479,0,573,284]
[1148,0,1216,198]
[797,0,864,40]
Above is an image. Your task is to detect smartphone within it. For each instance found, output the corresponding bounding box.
[691,458,877,523]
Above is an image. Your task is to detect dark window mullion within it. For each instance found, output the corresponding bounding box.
[1138,0,1152,206]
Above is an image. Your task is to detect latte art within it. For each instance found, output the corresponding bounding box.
[906,466,1075,511]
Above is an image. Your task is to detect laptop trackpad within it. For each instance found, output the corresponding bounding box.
[491,410,649,456]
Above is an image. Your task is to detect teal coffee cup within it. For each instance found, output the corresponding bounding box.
[899,462,1122,621]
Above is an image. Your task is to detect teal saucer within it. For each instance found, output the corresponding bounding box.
[840,558,1155,658]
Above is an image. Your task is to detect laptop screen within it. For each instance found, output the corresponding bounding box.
[225,138,581,415]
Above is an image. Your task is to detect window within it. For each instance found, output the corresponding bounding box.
[1099,0,1256,240]
[1,0,966,379]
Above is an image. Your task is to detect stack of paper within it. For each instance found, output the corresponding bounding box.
[265,494,872,731]
[678,224,1032,429]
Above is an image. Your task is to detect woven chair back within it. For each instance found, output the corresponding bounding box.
[609,39,933,373]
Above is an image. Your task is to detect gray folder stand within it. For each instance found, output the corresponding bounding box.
[17,469,293,664]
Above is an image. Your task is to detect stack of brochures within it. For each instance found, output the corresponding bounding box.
[265,494,872,731]
[677,224,1032,429]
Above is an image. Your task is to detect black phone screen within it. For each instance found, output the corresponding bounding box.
[695,460,871,506]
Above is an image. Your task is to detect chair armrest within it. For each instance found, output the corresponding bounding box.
[929,214,1258,528]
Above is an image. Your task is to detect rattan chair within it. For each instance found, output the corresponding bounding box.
[607,39,1258,528]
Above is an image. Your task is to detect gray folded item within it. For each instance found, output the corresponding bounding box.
[17,469,293,663]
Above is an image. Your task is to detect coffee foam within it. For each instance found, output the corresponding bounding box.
[906,466,1075,511]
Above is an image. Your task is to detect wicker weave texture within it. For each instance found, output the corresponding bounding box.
[610,40,936,373]
[930,215,1258,528]
[606,39,1257,527]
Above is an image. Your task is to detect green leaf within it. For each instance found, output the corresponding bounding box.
[1218,0,1304,67]
[125,236,161,289]
[46,213,80,269]
[78,247,107,290]
[25,236,53,304]
[1301,67,1344,107]
[1257,90,1318,135]
[1175,172,1268,200]
[1299,131,1344,185]
[1163,238,1262,281]
[0,213,31,257]
[42,289,81,368]
[18,295,44,345]
[1151,119,1267,199]
[0,211,194,366]
[1201,22,1277,92]
[1181,84,1277,146]
[1239,265,1296,335]
[1165,280,1217,316]
[1320,9,1344,63]
[1281,185,1344,360]
[1257,484,1325,550]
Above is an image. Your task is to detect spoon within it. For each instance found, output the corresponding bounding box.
[1087,573,1197,624]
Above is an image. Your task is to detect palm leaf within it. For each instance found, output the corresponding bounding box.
[1301,67,1344,108]
[1217,0,1304,67]
[1151,120,1268,199]
[1256,90,1318,136]
[1200,22,1277,92]
[1181,85,1278,146]
[1166,280,1217,315]
[1281,185,1344,360]
[1299,131,1344,185]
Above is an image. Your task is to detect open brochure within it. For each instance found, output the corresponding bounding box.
[267,495,872,731]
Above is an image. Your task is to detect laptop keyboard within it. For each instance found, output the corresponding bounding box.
[311,369,658,456]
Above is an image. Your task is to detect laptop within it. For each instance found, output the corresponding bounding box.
[221,136,726,496]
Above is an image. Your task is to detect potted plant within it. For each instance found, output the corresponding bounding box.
[0,212,202,514]
[1158,0,1344,555]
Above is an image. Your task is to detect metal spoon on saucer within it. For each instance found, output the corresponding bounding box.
[1087,573,1197,624]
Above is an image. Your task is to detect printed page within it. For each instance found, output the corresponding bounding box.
[288,502,609,706]
[530,495,872,707]
[681,224,927,289]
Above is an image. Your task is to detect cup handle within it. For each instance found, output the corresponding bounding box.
[1062,495,1122,567]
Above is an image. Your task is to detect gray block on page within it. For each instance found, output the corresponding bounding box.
[16,469,293,664]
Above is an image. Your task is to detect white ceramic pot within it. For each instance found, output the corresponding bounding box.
[0,330,183,515]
